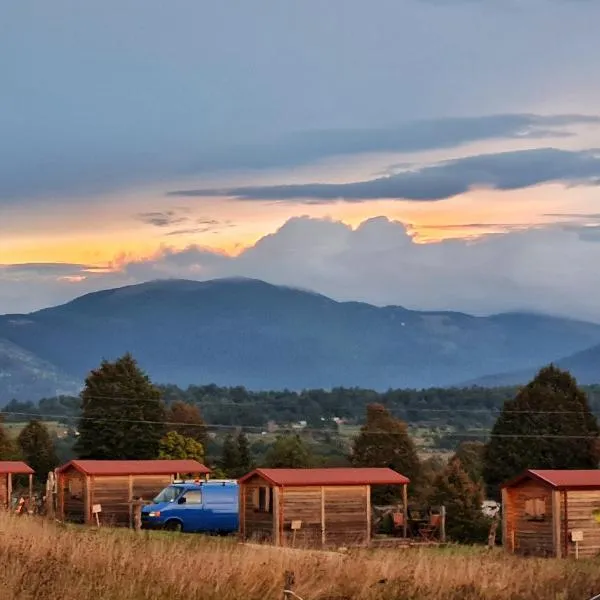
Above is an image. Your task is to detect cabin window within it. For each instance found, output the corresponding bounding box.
[68,478,83,500]
[254,486,273,513]
[182,490,203,505]
[524,497,546,520]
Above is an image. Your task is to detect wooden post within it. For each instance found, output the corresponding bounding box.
[128,475,134,528]
[551,489,561,558]
[487,512,499,548]
[6,473,12,510]
[28,474,33,513]
[501,488,509,553]
[365,484,371,546]
[239,484,245,541]
[45,471,55,519]
[402,483,408,538]
[283,570,295,600]
[133,498,143,532]
[84,476,91,525]
[440,505,446,543]
[321,486,326,548]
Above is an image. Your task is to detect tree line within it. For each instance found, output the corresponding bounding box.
[2,354,599,544]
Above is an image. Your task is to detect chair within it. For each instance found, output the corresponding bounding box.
[392,512,405,535]
[419,514,441,541]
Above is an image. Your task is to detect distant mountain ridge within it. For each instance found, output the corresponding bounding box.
[2,277,600,402]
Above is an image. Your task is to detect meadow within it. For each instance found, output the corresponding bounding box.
[2,513,600,600]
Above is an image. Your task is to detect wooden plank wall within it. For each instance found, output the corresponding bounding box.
[564,490,600,558]
[506,480,554,557]
[281,486,322,548]
[62,471,86,523]
[131,475,172,502]
[90,476,131,526]
[240,478,275,543]
[323,485,369,548]
[0,474,8,509]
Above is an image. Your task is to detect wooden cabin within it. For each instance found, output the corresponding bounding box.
[57,459,211,526]
[238,467,409,548]
[502,469,600,558]
[0,461,34,509]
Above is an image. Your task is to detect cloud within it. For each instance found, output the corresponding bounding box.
[4,216,600,322]
[172,148,600,202]
[137,210,189,227]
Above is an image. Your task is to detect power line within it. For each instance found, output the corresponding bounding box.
[2,410,599,439]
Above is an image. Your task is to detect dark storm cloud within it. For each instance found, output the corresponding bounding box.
[171,148,600,202]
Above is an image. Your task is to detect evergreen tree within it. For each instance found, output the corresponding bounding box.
[484,365,600,499]
[452,441,485,485]
[351,403,420,503]
[158,431,204,463]
[236,431,253,476]
[74,353,166,459]
[0,416,20,461]
[165,401,207,446]
[265,434,313,468]
[431,457,489,543]
[219,433,240,476]
[17,420,58,481]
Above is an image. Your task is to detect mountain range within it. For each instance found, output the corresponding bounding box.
[1,277,600,403]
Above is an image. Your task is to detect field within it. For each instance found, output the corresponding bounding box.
[2,513,600,600]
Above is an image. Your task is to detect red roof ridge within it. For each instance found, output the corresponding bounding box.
[502,468,600,490]
[0,461,35,475]
[57,459,211,476]
[238,467,409,487]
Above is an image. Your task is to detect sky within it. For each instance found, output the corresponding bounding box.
[3,0,600,319]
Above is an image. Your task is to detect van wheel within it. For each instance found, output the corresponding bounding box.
[164,520,183,533]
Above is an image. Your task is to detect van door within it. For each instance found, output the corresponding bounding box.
[176,489,205,532]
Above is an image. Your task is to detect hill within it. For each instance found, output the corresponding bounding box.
[0,337,80,403]
[468,342,600,387]
[2,277,600,400]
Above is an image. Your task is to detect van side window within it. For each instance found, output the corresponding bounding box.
[183,490,203,504]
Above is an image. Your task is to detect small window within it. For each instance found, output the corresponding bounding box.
[524,497,546,520]
[183,490,203,504]
[253,486,273,513]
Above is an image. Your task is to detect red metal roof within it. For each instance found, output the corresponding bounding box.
[238,467,409,487]
[503,469,600,490]
[56,459,211,476]
[0,461,34,475]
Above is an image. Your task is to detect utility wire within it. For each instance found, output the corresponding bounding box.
[1,410,599,439]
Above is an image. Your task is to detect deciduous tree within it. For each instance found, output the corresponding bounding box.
[165,401,207,446]
[75,353,166,459]
[158,431,204,463]
[265,434,313,468]
[431,457,489,543]
[17,420,58,480]
[351,403,420,503]
[483,365,600,499]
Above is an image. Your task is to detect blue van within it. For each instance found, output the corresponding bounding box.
[141,479,239,534]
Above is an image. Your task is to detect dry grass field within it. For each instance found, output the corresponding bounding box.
[1,513,600,600]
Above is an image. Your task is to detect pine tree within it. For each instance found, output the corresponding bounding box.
[74,353,166,459]
[219,433,240,476]
[17,420,58,480]
[158,431,204,463]
[265,434,313,468]
[483,364,600,499]
[431,457,489,543]
[165,401,207,446]
[236,431,253,476]
[351,403,420,503]
[452,441,485,485]
[0,416,20,461]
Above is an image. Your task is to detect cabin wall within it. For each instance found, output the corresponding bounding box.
[281,486,322,548]
[563,489,600,558]
[504,480,554,557]
[132,475,172,502]
[240,477,276,543]
[0,474,8,509]
[324,485,369,548]
[62,470,86,523]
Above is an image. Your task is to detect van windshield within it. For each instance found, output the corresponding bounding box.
[152,486,181,504]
